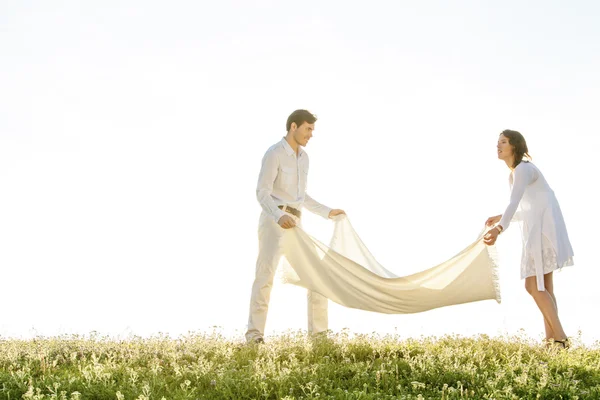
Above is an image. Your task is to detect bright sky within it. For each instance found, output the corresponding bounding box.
[1,1,599,345]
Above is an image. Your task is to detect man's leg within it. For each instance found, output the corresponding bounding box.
[245,213,284,342]
[295,214,329,335]
[307,290,328,334]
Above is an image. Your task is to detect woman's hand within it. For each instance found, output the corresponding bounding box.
[483,227,500,246]
[485,215,502,227]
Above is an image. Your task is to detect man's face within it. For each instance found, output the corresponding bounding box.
[292,122,314,147]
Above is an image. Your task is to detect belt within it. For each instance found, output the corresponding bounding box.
[278,205,302,218]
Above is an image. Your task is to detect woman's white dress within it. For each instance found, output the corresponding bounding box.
[498,161,574,291]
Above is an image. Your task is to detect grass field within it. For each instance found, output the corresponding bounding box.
[1,330,598,399]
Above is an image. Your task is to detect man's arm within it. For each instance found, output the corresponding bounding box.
[304,193,334,219]
[256,151,286,222]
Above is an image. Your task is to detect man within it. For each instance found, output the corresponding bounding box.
[245,109,345,343]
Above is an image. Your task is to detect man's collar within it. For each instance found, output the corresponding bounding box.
[281,137,304,156]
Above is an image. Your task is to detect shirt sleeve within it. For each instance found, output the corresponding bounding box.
[256,150,286,222]
[303,193,332,219]
[498,163,536,231]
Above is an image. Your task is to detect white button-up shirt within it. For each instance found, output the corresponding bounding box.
[257,138,332,222]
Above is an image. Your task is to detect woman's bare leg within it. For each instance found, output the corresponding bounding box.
[542,273,559,340]
[525,274,566,341]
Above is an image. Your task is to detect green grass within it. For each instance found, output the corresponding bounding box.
[0,330,599,399]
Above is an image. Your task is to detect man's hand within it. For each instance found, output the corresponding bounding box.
[278,215,297,229]
[485,215,502,227]
[483,227,500,246]
[328,209,346,219]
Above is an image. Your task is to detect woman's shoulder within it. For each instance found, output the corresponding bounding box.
[514,161,541,181]
[516,160,536,171]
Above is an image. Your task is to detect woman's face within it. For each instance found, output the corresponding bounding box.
[497,134,514,160]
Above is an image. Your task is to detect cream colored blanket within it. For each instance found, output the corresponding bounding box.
[281,215,501,314]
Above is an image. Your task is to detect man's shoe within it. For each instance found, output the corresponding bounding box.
[254,337,264,344]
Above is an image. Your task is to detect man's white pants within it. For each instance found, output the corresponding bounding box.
[245,211,328,342]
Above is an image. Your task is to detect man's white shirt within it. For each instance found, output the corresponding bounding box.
[256,138,331,222]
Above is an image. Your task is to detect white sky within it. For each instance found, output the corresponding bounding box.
[1,1,599,345]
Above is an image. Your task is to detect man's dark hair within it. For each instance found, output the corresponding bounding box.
[286,109,317,132]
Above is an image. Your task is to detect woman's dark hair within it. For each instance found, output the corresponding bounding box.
[286,109,317,132]
[500,129,531,168]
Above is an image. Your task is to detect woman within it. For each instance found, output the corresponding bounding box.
[484,130,574,348]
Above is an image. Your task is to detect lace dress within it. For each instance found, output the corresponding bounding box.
[521,235,572,280]
[498,162,574,291]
